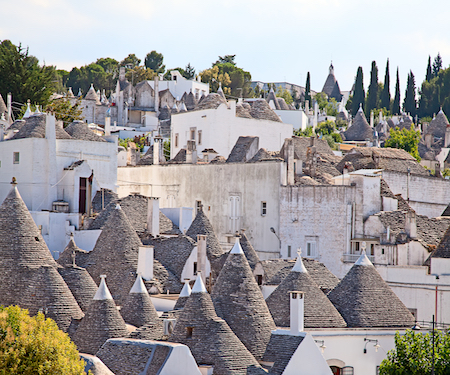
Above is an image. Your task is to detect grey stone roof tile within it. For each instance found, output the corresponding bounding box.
[239,230,260,270]
[11,113,72,140]
[262,333,304,375]
[343,108,374,141]
[65,121,107,142]
[211,243,276,360]
[250,99,282,122]
[327,256,415,328]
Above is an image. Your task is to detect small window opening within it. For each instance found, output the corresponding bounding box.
[186,327,193,338]
[256,275,263,285]
[261,201,267,216]
[288,245,292,258]
[381,248,385,255]
[198,130,202,145]
[175,133,179,148]
[13,152,19,164]
[193,262,198,275]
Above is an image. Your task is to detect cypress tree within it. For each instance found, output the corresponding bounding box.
[432,53,442,78]
[426,56,432,82]
[381,59,390,110]
[392,68,401,115]
[366,61,378,117]
[351,66,365,117]
[403,71,417,117]
[305,72,311,106]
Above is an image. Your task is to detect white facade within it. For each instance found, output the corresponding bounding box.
[274,109,309,131]
[148,71,209,101]
[170,101,293,159]
[0,114,117,256]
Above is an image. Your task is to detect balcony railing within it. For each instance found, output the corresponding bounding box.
[343,253,374,263]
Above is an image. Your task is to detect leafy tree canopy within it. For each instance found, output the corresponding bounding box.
[67,63,115,98]
[45,97,84,126]
[144,51,165,74]
[0,40,56,112]
[0,305,86,374]
[294,126,313,137]
[315,92,338,116]
[120,53,141,69]
[433,53,443,78]
[276,86,293,105]
[125,66,155,85]
[379,329,450,375]
[200,55,251,98]
[385,125,421,161]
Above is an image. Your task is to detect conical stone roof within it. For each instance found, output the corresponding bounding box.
[239,230,260,270]
[65,120,106,142]
[84,84,101,104]
[265,253,346,328]
[266,89,280,110]
[11,113,71,140]
[426,109,449,139]
[57,236,90,268]
[174,279,191,310]
[73,276,129,355]
[85,205,142,306]
[185,91,198,111]
[58,265,98,312]
[0,185,83,331]
[328,251,415,328]
[186,206,227,280]
[424,222,450,266]
[169,275,264,374]
[343,107,374,141]
[250,99,282,122]
[211,239,276,360]
[120,274,160,328]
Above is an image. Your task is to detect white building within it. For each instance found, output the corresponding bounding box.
[0,113,117,257]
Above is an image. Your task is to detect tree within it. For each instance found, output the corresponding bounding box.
[0,305,86,374]
[125,66,155,85]
[381,59,391,110]
[45,97,84,126]
[120,53,141,68]
[200,56,252,98]
[379,329,450,374]
[144,51,165,74]
[433,53,443,78]
[305,72,311,105]
[315,120,336,136]
[314,92,338,116]
[66,63,114,97]
[403,71,417,117]
[392,68,401,115]
[366,61,379,117]
[351,67,365,116]
[0,40,56,112]
[96,57,119,74]
[385,125,421,161]
[183,63,195,79]
[276,86,293,105]
[426,56,433,82]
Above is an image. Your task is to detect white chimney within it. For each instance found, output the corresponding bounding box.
[137,246,154,281]
[154,75,159,116]
[197,235,207,284]
[147,197,160,236]
[186,139,197,164]
[289,291,304,335]
[104,116,111,136]
[405,210,417,238]
[7,93,12,124]
[153,138,160,165]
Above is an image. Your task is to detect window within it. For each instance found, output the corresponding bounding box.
[190,128,196,140]
[342,367,354,375]
[195,200,202,214]
[174,133,179,148]
[306,241,316,257]
[381,248,385,255]
[261,201,267,216]
[229,195,240,233]
[13,152,19,164]
[193,262,198,275]
[198,130,202,145]
[186,327,193,338]
[256,274,263,285]
[288,245,292,258]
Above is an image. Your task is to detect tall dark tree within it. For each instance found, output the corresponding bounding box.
[144,51,165,74]
[381,59,391,110]
[0,40,56,110]
[351,66,365,116]
[305,71,311,105]
[120,54,141,68]
[426,56,432,82]
[392,68,401,115]
[403,71,417,117]
[365,61,378,117]
[215,55,236,65]
[183,63,195,79]
[433,53,442,78]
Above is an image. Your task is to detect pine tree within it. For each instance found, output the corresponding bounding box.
[351,66,365,116]
[392,68,401,115]
[380,59,391,110]
[305,72,311,106]
[403,71,417,117]
[426,56,432,82]
[433,53,442,78]
[366,61,378,117]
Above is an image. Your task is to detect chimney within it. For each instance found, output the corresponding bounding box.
[305,100,309,115]
[137,245,154,281]
[147,197,160,236]
[7,93,12,124]
[119,67,126,81]
[104,116,111,136]
[284,138,295,185]
[186,139,197,164]
[289,291,304,335]
[154,75,159,117]
[425,133,432,149]
[197,235,207,284]
[153,136,162,165]
[370,111,374,128]
[445,125,450,148]
[405,211,417,239]
[422,122,428,135]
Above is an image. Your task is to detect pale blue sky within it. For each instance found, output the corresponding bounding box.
[1,0,449,96]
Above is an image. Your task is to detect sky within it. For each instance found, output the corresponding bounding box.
[1,0,449,96]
